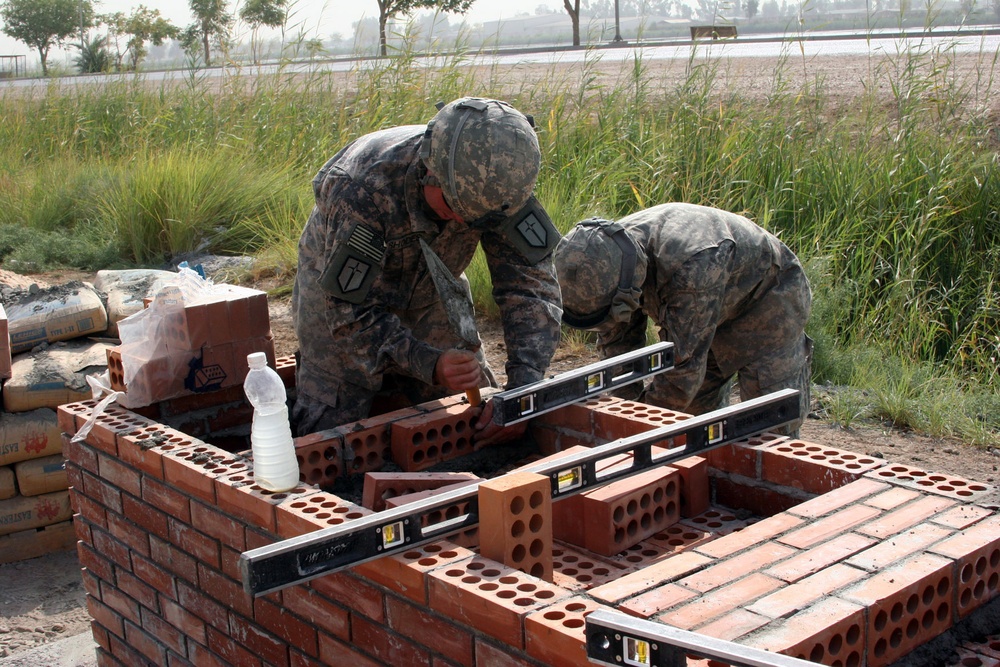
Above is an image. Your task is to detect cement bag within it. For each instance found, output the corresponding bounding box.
[94,269,177,338]
[3,281,108,354]
[0,408,62,465]
[2,340,113,412]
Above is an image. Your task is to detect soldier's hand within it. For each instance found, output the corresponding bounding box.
[433,349,481,391]
[472,400,528,448]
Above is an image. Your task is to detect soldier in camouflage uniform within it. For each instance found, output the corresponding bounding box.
[292,97,562,443]
[553,203,812,435]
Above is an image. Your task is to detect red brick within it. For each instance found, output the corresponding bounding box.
[92,527,131,571]
[317,632,387,667]
[275,491,370,539]
[680,542,797,593]
[474,639,545,667]
[390,404,477,472]
[760,439,885,494]
[786,477,890,519]
[167,516,220,568]
[479,472,553,581]
[100,580,141,625]
[107,628,152,666]
[672,456,710,517]
[73,493,108,531]
[150,535,198,583]
[855,495,957,539]
[659,572,783,630]
[190,500,247,551]
[847,522,954,571]
[387,595,474,666]
[82,471,124,515]
[160,595,208,646]
[591,399,691,441]
[228,611,289,667]
[777,504,882,549]
[342,408,420,474]
[79,542,115,583]
[107,510,151,557]
[162,444,244,504]
[116,567,158,610]
[206,624,263,667]
[87,594,125,638]
[589,551,712,605]
[282,586,350,642]
[122,492,169,540]
[363,471,480,512]
[213,468,311,533]
[531,400,595,435]
[124,619,167,665]
[186,640,229,667]
[177,579,229,632]
[310,572,385,623]
[427,555,570,649]
[352,614,432,667]
[932,504,994,530]
[764,532,877,583]
[132,554,176,599]
[864,486,921,509]
[748,563,867,619]
[139,606,186,656]
[141,476,191,524]
[293,431,343,488]
[747,597,866,665]
[524,596,606,667]
[550,543,626,591]
[197,563,253,618]
[618,583,698,618]
[695,512,804,558]
[866,464,994,502]
[841,553,954,666]
[554,466,680,557]
[928,515,1000,617]
[353,541,474,604]
[696,609,772,641]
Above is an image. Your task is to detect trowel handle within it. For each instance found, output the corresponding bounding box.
[466,387,482,407]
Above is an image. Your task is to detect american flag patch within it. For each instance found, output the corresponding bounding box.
[348,224,385,262]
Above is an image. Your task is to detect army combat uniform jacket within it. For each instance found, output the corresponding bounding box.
[599,203,812,430]
[291,126,562,434]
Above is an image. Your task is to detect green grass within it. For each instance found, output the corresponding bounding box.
[1,36,998,445]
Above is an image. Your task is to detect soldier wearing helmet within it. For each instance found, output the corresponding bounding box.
[292,97,562,445]
[554,203,812,435]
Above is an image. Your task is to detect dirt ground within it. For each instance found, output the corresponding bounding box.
[2,48,1000,660]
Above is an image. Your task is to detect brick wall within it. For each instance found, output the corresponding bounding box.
[61,372,1000,667]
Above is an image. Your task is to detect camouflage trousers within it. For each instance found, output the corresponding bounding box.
[645,334,814,438]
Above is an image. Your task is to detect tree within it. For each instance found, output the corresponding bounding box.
[74,33,110,73]
[374,0,473,56]
[102,6,178,71]
[186,0,233,66]
[563,0,581,45]
[239,0,287,63]
[0,0,94,75]
[745,0,759,17]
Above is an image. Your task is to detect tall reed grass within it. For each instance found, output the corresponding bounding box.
[1,37,997,441]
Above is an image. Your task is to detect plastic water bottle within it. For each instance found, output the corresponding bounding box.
[243,352,299,492]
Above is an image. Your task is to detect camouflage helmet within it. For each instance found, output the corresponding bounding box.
[553,218,647,329]
[420,97,540,224]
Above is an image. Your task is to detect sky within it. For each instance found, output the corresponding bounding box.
[0,0,559,68]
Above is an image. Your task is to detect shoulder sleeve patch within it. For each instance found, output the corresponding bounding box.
[319,223,386,304]
[499,197,560,263]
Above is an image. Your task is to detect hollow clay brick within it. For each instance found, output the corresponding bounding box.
[679,542,797,593]
[390,404,477,472]
[696,608,772,642]
[385,595,474,666]
[846,522,954,572]
[281,586,350,643]
[764,532,876,583]
[694,512,804,559]
[190,500,247,552]
[658,572,784,630]
[932,504,994,530]
[524,596,608,667]
[747,596,866,665]
[855,495,957,539]
[275,491,370,539]
[293,431,343,488]
[703,433,779,478]
[928,515,1000,618]
[479,472,553,581]
[254,596,318,659]
[118,424,196,480]
[426,555,570,649]
[777,504,883,550]
[591,399,691,443]
[712,477,808,518]
[643,523,715,558]
[841,553,954,666]
[760,439,886,494]
[550,543,626,591]
[619,582,698,619]
[865,463,995,502]
[531,397,602,434]
[214,469,316,533]
[864,486,921,510]
[588,551,712,605]
[362,471,481,512]
[382,483,480,549]
[552,465,680,557]
[353,540,474,605]
[334,407,420,474]
[310,571,385,624]
[162,443,246,504]
[680,507,749,537]
[747,563,867,619]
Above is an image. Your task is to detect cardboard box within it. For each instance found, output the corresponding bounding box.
[0,408,62,466]
[2,341,112,413]
[4,282,108,354]
[0,490,72,537]
[0,466,15,500]
[15,454,68,497]
[0,303,11,379]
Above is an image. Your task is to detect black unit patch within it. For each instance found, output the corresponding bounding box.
[500,197,560,263]
[320,223,386,304]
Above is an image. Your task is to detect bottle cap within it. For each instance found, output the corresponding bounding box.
[247,352,267,368]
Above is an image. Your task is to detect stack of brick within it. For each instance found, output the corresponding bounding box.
[0,409,75,563]
[108,283,274,408]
